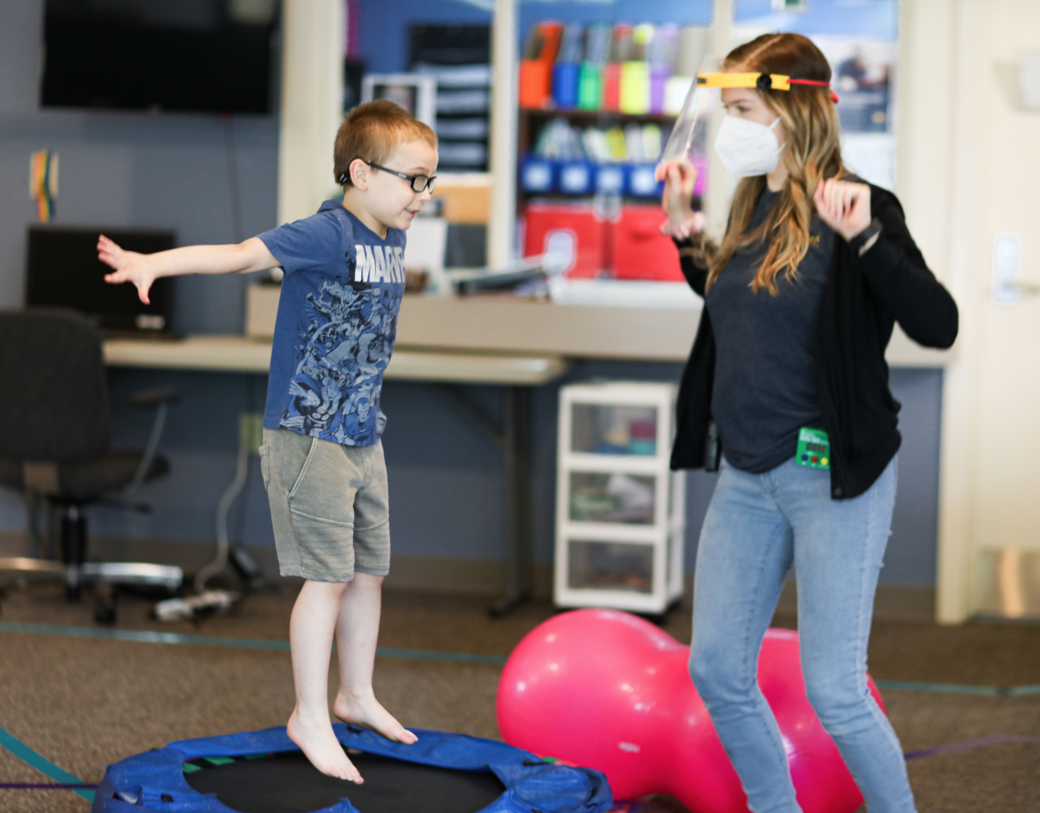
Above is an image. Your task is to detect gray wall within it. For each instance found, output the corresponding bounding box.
[0,1,943,588]
[0,0,278,545]
[0,1,279,332]
[0,360,943,589]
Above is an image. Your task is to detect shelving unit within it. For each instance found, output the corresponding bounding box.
[517,106,689,282]
[410,25,493,173]
[516,107,678,205]
[518,108,677,153]
[554,381,685,614]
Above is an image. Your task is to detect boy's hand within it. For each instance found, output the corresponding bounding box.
[813,178,871,241]
[98,234,157,304]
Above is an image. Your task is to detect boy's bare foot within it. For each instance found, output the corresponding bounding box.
[334,687,419,745]
[287,708,364,782]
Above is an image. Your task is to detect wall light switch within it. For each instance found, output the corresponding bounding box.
[1021,51,1040,111]
[992,232,1022,306]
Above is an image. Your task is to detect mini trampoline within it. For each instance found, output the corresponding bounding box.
[93,724,612,813]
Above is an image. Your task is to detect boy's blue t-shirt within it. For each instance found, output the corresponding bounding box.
[257,200,407,446]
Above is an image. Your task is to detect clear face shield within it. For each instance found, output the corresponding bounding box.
[659,57,721,166]
[659,65,839,166]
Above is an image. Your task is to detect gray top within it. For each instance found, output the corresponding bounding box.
[706,187,835,473]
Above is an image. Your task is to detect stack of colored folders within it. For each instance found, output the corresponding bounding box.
[519,22,709,116]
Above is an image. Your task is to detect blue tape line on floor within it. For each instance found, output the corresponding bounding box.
[0,783,97,790]
[0,726,94,803]
[376,647,507,665]
[0,622,508,665]
[0,621,291,650]
[3,622,1037,690]
[875,679,1040,697]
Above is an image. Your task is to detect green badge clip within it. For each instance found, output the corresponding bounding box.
[796,427,831,470]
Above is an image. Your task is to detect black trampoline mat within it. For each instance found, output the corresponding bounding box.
[184,750,506,813]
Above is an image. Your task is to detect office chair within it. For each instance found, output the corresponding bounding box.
[0,309,183,622]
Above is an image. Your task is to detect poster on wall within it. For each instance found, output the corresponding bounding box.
[817,37,897,133]
[731,0,902,191]
[360,73,437,127]
[814,36,898,191]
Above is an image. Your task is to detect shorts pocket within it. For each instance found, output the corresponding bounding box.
[259,444,271,488]
[287,436,319,499]
[285,437,358,529]
[287,472,357,579]
[287,510,357,579]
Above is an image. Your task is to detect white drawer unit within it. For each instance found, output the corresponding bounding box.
[555,381,686,614]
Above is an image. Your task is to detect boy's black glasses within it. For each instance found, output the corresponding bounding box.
[366,162,437,193]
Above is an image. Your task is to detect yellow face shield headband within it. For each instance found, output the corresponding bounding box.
[697,72,840,104]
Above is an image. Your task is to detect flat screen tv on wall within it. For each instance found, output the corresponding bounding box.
[41,0,280,115]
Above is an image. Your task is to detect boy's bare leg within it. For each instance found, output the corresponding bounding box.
[286,580,363,782]
[332,573,418,744]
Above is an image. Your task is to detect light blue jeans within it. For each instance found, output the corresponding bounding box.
[690,456,915,813]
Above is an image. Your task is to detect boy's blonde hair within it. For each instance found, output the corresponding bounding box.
[334,100,438,187]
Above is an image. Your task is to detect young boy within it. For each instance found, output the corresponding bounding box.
[98,100,438,782]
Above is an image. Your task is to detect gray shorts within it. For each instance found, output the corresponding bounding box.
[259,427,391,582]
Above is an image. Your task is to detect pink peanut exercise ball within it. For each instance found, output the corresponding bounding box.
[496,609,886,813]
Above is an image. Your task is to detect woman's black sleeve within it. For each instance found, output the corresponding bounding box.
[855,192,959,349]
[672,235,713,298]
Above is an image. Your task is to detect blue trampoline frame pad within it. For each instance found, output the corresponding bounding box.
[93,724,613,813]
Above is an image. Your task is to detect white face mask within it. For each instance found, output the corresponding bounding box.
[713,115,785,178]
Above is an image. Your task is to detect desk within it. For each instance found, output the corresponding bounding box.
[246,288,955,368]
[104,335,571,614]
[103,335,569,383]
[393,294,955,368]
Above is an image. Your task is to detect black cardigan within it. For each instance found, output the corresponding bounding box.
[670,184,958,500]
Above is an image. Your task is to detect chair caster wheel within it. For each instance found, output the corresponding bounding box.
[95,601,117,624]
[94,583,118,624]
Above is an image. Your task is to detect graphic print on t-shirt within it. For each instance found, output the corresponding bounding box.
[354,244,406,283]
[258,201,406,447]
[279,277,402,445]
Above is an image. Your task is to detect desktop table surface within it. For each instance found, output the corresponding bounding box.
[103,334,571,386]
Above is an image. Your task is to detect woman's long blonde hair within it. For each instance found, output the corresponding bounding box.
[707,33,845,295]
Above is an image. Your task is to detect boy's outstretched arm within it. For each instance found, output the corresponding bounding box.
[98,235,280,304]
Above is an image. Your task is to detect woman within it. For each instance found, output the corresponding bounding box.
[658,33,957,812]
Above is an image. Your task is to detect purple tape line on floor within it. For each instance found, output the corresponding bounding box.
[905,734,1040,760]
[0,783,98,790]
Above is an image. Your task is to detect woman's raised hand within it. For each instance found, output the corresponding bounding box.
[813,178,872,242]
[98,234,157,304]
[656,160,702,240]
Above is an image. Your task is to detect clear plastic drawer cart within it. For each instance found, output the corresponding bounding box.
[555,381,686,614]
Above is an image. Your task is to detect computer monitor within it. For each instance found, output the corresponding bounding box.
[25,226,176,335]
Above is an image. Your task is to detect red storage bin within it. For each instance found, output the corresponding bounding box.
[523,202,609,278]
[611,205,684,282]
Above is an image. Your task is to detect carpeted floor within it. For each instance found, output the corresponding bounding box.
[0,581,1038,813]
